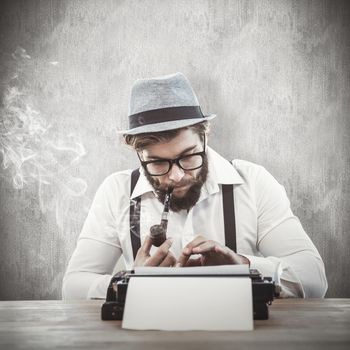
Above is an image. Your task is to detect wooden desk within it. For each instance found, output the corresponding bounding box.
[0,299,349,350]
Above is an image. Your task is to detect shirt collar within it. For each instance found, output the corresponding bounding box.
[202,147,244,197]
[206,147,244,185]
[130,147,244,200]
[131,166,155,199]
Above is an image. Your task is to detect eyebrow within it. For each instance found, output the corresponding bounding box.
[146,145,198,160]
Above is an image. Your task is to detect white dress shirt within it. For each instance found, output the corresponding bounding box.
[62,147,328,299]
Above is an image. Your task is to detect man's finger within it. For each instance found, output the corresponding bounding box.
[191,241,217,254]
[214,245,231,256]
[182,235,208,254]
[177,250,191,267]
[140,235,153,255]
[147,238,173,266]
[159,252,176,267]
[184,257,202,267]
[214,245,237,263]
[177,235,209,267]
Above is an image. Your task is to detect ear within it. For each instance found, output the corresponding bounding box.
[203,132,208,151]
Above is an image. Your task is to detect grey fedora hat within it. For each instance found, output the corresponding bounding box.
[118,72,216,135]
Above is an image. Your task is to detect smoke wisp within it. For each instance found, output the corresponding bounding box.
[0,47,89,233]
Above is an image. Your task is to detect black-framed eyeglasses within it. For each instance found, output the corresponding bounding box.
[138,134,206,176]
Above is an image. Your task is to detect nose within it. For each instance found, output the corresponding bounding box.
[168,163,185,183]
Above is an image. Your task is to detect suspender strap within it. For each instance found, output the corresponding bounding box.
[130,169,141,260]
[222,184,237,252]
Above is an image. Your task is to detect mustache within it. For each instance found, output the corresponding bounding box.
[156,179,196,192]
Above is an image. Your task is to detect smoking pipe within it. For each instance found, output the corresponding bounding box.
[150,187,173,247]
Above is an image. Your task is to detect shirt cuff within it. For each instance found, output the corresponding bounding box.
[240,254,282,283]
[241,254,306,298]
[86,274,113,299]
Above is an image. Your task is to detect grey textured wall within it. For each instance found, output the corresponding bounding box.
[0,0,349,299]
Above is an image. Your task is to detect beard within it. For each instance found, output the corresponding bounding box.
[145,154,209,212]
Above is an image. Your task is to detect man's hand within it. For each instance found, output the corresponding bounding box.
[176,235,250,267]
[134,235,176,267]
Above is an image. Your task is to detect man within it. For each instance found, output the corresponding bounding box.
[62,72,328,299]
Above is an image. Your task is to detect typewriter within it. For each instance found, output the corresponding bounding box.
[101,268,279,321]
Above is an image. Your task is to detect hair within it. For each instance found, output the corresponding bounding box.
[123,121,210,150]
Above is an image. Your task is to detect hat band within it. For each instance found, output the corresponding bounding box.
[129,106,204,129]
